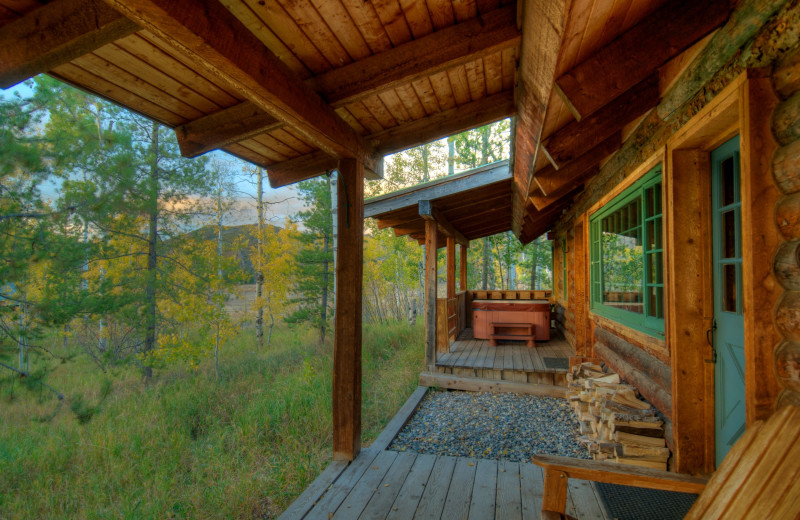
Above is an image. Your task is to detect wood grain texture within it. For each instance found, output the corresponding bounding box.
[534,132,621,197]
[104,0,370,163]
[425,218,438,370]
[556,0,729,119]
[0,0,140,88]
[740,75,781,424]
[511,0,568,237]
[332,158,364,461]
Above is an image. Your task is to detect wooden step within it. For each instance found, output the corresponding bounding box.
[489,322,536,348]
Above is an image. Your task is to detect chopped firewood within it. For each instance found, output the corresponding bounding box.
[616,444,671,460]
[614,431,666,447]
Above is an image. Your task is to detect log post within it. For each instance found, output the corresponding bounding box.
[460,243,468,291]
[332,158,363,461]
[424,218,438,370]
[446,236,456,300]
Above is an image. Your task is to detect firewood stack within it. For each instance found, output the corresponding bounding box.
[567,361,670,470]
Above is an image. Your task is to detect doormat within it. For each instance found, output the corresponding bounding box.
[543,357,569,370]
[595,482,698,520]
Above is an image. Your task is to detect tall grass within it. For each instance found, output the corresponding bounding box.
[0,321,424,519]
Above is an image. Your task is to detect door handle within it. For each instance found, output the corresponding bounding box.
[705,319,717,364]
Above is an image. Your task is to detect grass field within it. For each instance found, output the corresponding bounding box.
[0,321,424,519]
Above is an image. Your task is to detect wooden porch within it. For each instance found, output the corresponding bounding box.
[279,388,610,520]
[434,332,573,387]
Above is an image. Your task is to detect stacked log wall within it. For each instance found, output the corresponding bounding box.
[773,47,800,408]
[552,1,800,420]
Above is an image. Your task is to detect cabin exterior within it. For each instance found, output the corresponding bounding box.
[3,0,800,515]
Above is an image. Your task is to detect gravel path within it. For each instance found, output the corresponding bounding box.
[388,389,590,462]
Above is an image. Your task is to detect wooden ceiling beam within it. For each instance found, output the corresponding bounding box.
[256,92,515,188]
[534,132,621,197]
[312,4,519,107]
[542,74,659,169]
[0,0,140,88]
[369,92,516,156]
[104,0,371,168]
[511,0,568,238]
[419,200,469,247]
[174,6,518,161]
[555,0,729,121]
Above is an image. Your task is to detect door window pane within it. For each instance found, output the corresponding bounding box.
[723,263,737,313]
[721,156,737,206]
[722,210,736,259]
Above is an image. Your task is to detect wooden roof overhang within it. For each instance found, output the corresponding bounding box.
[1,0,732,243]
[365,160,512,247]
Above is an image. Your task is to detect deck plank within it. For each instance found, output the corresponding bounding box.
[278,460,349,520]
[496,460,522,520]
[568,479,609,520]
[493,344,505,371]
[386,453,437,520]
[512,346,524,372]
[520,347,535,372]
[440,457,478,520]
[465,341,482,368]
[519,462,544,520]
[311,448,382,517]
[503,345,515,371]
[332,450,398,519]
[467,458,498,520]
[358,452,418,520]
[483,343,496,369]
[414,456,457,520]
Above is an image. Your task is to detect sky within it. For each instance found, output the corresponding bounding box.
[2,79,306,227]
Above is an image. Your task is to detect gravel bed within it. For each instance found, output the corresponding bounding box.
[388,389,590,462]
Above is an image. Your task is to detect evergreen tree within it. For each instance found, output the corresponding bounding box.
[286,176,334,343]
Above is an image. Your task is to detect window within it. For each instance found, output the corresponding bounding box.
[590,166,663,335]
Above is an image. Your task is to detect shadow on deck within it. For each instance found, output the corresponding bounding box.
[279,387,609,520]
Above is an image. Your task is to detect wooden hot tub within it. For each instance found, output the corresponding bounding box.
[472,299,551,342]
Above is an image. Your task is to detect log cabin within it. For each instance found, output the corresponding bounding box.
[2,0,800,516]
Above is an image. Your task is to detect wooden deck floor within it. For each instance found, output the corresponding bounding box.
[433,331,574,387]
[280,388,610,520]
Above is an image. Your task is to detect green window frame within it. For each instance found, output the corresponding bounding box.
[590,165,664,336]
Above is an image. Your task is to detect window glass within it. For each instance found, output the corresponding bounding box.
[590,165,664,335]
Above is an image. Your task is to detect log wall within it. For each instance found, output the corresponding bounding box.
[773,47,800,408]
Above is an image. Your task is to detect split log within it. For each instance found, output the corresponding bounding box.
[774,140,800,194]
[776,291,800,343]
[614,431,665,448]
[613,425,666,438]
[773,91,800,146]
[594,327,671,391]
[616,445,671,460]
[774,240,800,291]
[776,194,800,240]
[775,341,800,393]
[658,0,788,119]
[595,341,673,418]
[773,47,800,100]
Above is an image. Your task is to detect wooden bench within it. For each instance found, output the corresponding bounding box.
[533,404,800,519]
[489,322,535,348]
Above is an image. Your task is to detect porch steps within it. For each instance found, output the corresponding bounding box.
[420,371,566,398]
[489,321,536,348]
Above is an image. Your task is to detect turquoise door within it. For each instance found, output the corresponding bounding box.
[711,135,745,466]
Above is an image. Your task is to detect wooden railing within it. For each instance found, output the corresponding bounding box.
[436,291,468,353]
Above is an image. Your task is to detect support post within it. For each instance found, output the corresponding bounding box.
[425,219,438,370]
[332,158,363,461]
[446,236,456,300]
[460,243,468,291]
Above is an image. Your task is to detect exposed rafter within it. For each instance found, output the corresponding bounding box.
[266,93,514,188]
[103,0,372,172]
[0,0,139,88]
[419,200,469,247]
[542,74,659,169]
[555,0,729,120]
[511,0,569,237]
[173,5,519,161]
[534,132,621,197]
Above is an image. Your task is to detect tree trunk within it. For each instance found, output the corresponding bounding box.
[330,173,338,318]
[320,230,330,344]
[482,238,490,290]
[447,137,455,175]
[422,144,430,182]
[142,121,159,381]
[530,245,538,290]
[255,167,264,348]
